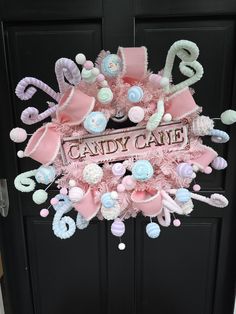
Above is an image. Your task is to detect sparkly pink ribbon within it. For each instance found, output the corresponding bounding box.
[24,87,95,165]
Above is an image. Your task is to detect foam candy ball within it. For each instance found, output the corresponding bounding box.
[101,54,122,77]
[35,166,56,185]
[60,188,68,195]
[101,202,121,220]
[112,163,126,176]
[10,127,27,143]
[17,150,24,158]
[128,106,145,123]
[97,87,113,104]
[83,111,108,134]
[118,243,126,250]
[83,163,103,184]
[220,109,236,125]
[121,175,136,190]
[75,53,86,65]
[91,67,100,76]
[50,197,58,206]
[176,188,191,203]
[127,86,144,103]
[146,222,161,239]
[96,73,105,82]
[132,160,154,181]
[101,192,115,208]
[40,208,49,217]
[33,189,48,205]
[193,184,201,192]
[176,163,193,178]
[111,218,125,237]
[69,187,84,202]
[211,157,228,170]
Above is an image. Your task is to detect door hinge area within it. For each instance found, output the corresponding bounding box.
[0,179,9,217]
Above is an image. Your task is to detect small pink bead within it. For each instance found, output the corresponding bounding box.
[50,197,58,205]
[60,188,68,195]
[84,60,94,70]
[173,219,181,227]
[96,74,105,82]
[117,184,125,192]
[204,166,212,174]
[40,208,49,217]
[149,74,162,87]
[193,184,201,192]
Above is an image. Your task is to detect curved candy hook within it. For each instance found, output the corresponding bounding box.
[14,169,37,192]
[55,58,81,94]
[21,105,58,125]
[161,190,184,215]
[15,77,60,102]
[157,207,171,227]
[209,129,230,143]
[76,212,89,230]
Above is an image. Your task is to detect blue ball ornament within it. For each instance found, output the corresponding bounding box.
[35,165,56,185]
[146,222,161,239]
[127,86,144,103]
[101,192,115,208]
[83,111,108,134]
[132,160,154,181]
[101,54,122,78]
[176,188,191,203]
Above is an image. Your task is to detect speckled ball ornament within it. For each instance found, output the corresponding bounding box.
[32,189,48,205]
[220,109,236,125]
[111,218,125,237]
[176,163,193,178]
[176,188,191,203]
[127,86,144,103]
[146,222,161,239]
[192,115,214,136]
[83,163,103,184]
[101,192,115,208]
[97,87,113,104]
[76,213,89,230]
[68,187,84,202]
[101,54,122,77]
[132,160,154,181]
[35,166,56,185]
[101,202,121,220]
[211,157,228,170]
[121,175,136,190]
[112,163,126,176]
[128,106,145,123]
[10,127,27,143]
[83,111,108,134]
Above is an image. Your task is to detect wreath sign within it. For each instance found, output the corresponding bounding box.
[10,40,236,250]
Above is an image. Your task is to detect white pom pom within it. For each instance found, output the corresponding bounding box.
[91,67,100,76]
[160,77,169,87]
[17,150,25,158]
[110,191,118,200]
[69,179,76,187]
[163,113,172,122]
[75,53,86,65]
[118,243,126,250]
[192,165,199,172]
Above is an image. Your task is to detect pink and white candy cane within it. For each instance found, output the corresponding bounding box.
[21,105,58,125]
[15,77,60,102]
[55,58,81,94]
[161,190,185,215]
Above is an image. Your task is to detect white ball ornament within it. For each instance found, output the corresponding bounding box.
[128,106,145,123]
[75,53,86,65]
[220,109,236,125]
[110,191,118,200]
[32,189,48,205]
[17,150,25,158]
[83,163,103,184]
[68,187,84,202]
[91,67,100,76]
[163,113,172,122]
[69,179,76,187]
[10,127,27,143]
[118,242,126,250]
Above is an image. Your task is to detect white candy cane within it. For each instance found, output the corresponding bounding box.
[14,170,37,192]
[20,105,58,125]
[55,58,81,94]
[146,99,165,131]
[157,207,171,227]
[161,190,185,215]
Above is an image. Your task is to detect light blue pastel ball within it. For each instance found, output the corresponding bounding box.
[35,166,56,185]
[146,222,161,239]
[176,188,191,203]
[127,86,144,103]
[83,111,108,134]
[132,160,154,181]
[101,54,122,78]
[101,192,114,208]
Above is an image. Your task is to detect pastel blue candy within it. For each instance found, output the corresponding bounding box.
[209,129,230,143]
[35,165,56,185]
[76,213,89,230]
[53,194,72,213]
[101,54,122,78]
[132,160,154,181]
[83,111,108,134]
[101,193,114,208]
[127,86,144,103]
[176,188,191,203]
[146,222,161,239]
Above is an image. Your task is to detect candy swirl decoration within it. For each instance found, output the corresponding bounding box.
[10,40,234,248]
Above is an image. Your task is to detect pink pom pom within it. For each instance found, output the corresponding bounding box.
[17,150,25,158]
[122,175,136,191]
[84,60,94,70]
[117,184,125,192]
[60,188,68,195]
[204,166,212,174]
[173,219,181,227]
[149,74,162,87]
[96,74,105,82]
[193,184,201,192]
[40,208,49,217]
[50,197,58,205]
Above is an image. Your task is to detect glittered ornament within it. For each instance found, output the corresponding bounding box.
[68,187,84,202]
[176,163,193,178]
[9,127,27,143]
[211,157,228,170]
[112,163,126,176]
[35,166,56,185]
[132,160,154,181]
[101,54,122,77]
[83,111,108,134]
[176,188,191,203]
[146,222,161,239]
[127,86,144,103]
[128,106,145,123]
[111,218,125,237]
[220,109,236,125]
[32,189,48,204]
[97,87,113,104]
[83,163,103,184]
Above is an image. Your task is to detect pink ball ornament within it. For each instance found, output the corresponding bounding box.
[84,60,94,70]
[111,218,125,237]
[10,127,27,143]
[96,74,105,82]
[40,208,49,217]
[193,184,201,192]
[122,175,136,191]
[128,106,145,123]
[50,197,58,206]
[173,219,181,227]
[149,74,162,87]
[204,166,212,174]
[60,188,68,195]
[117,184,125,192]
[112,163,126,176]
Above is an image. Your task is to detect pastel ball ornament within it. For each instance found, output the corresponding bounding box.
[176,188,191,203]
[83,111,108,134]
[127,86,144,103]
[68,187,84,202]
[97,87,113,105]
[10,127,27,143]
[176,163,193,178]
[211,157,228,170]
[128,106,145,123]
[101,54,122,77]
[146,222,161,239]
[220,109,236,125]
[83,163,103,184]
[132,160,154,181]
[35,166,56,185]
[101,193,115,208]
[32,189,48,205]
[112,163,126,176]
[111,218,125,237]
